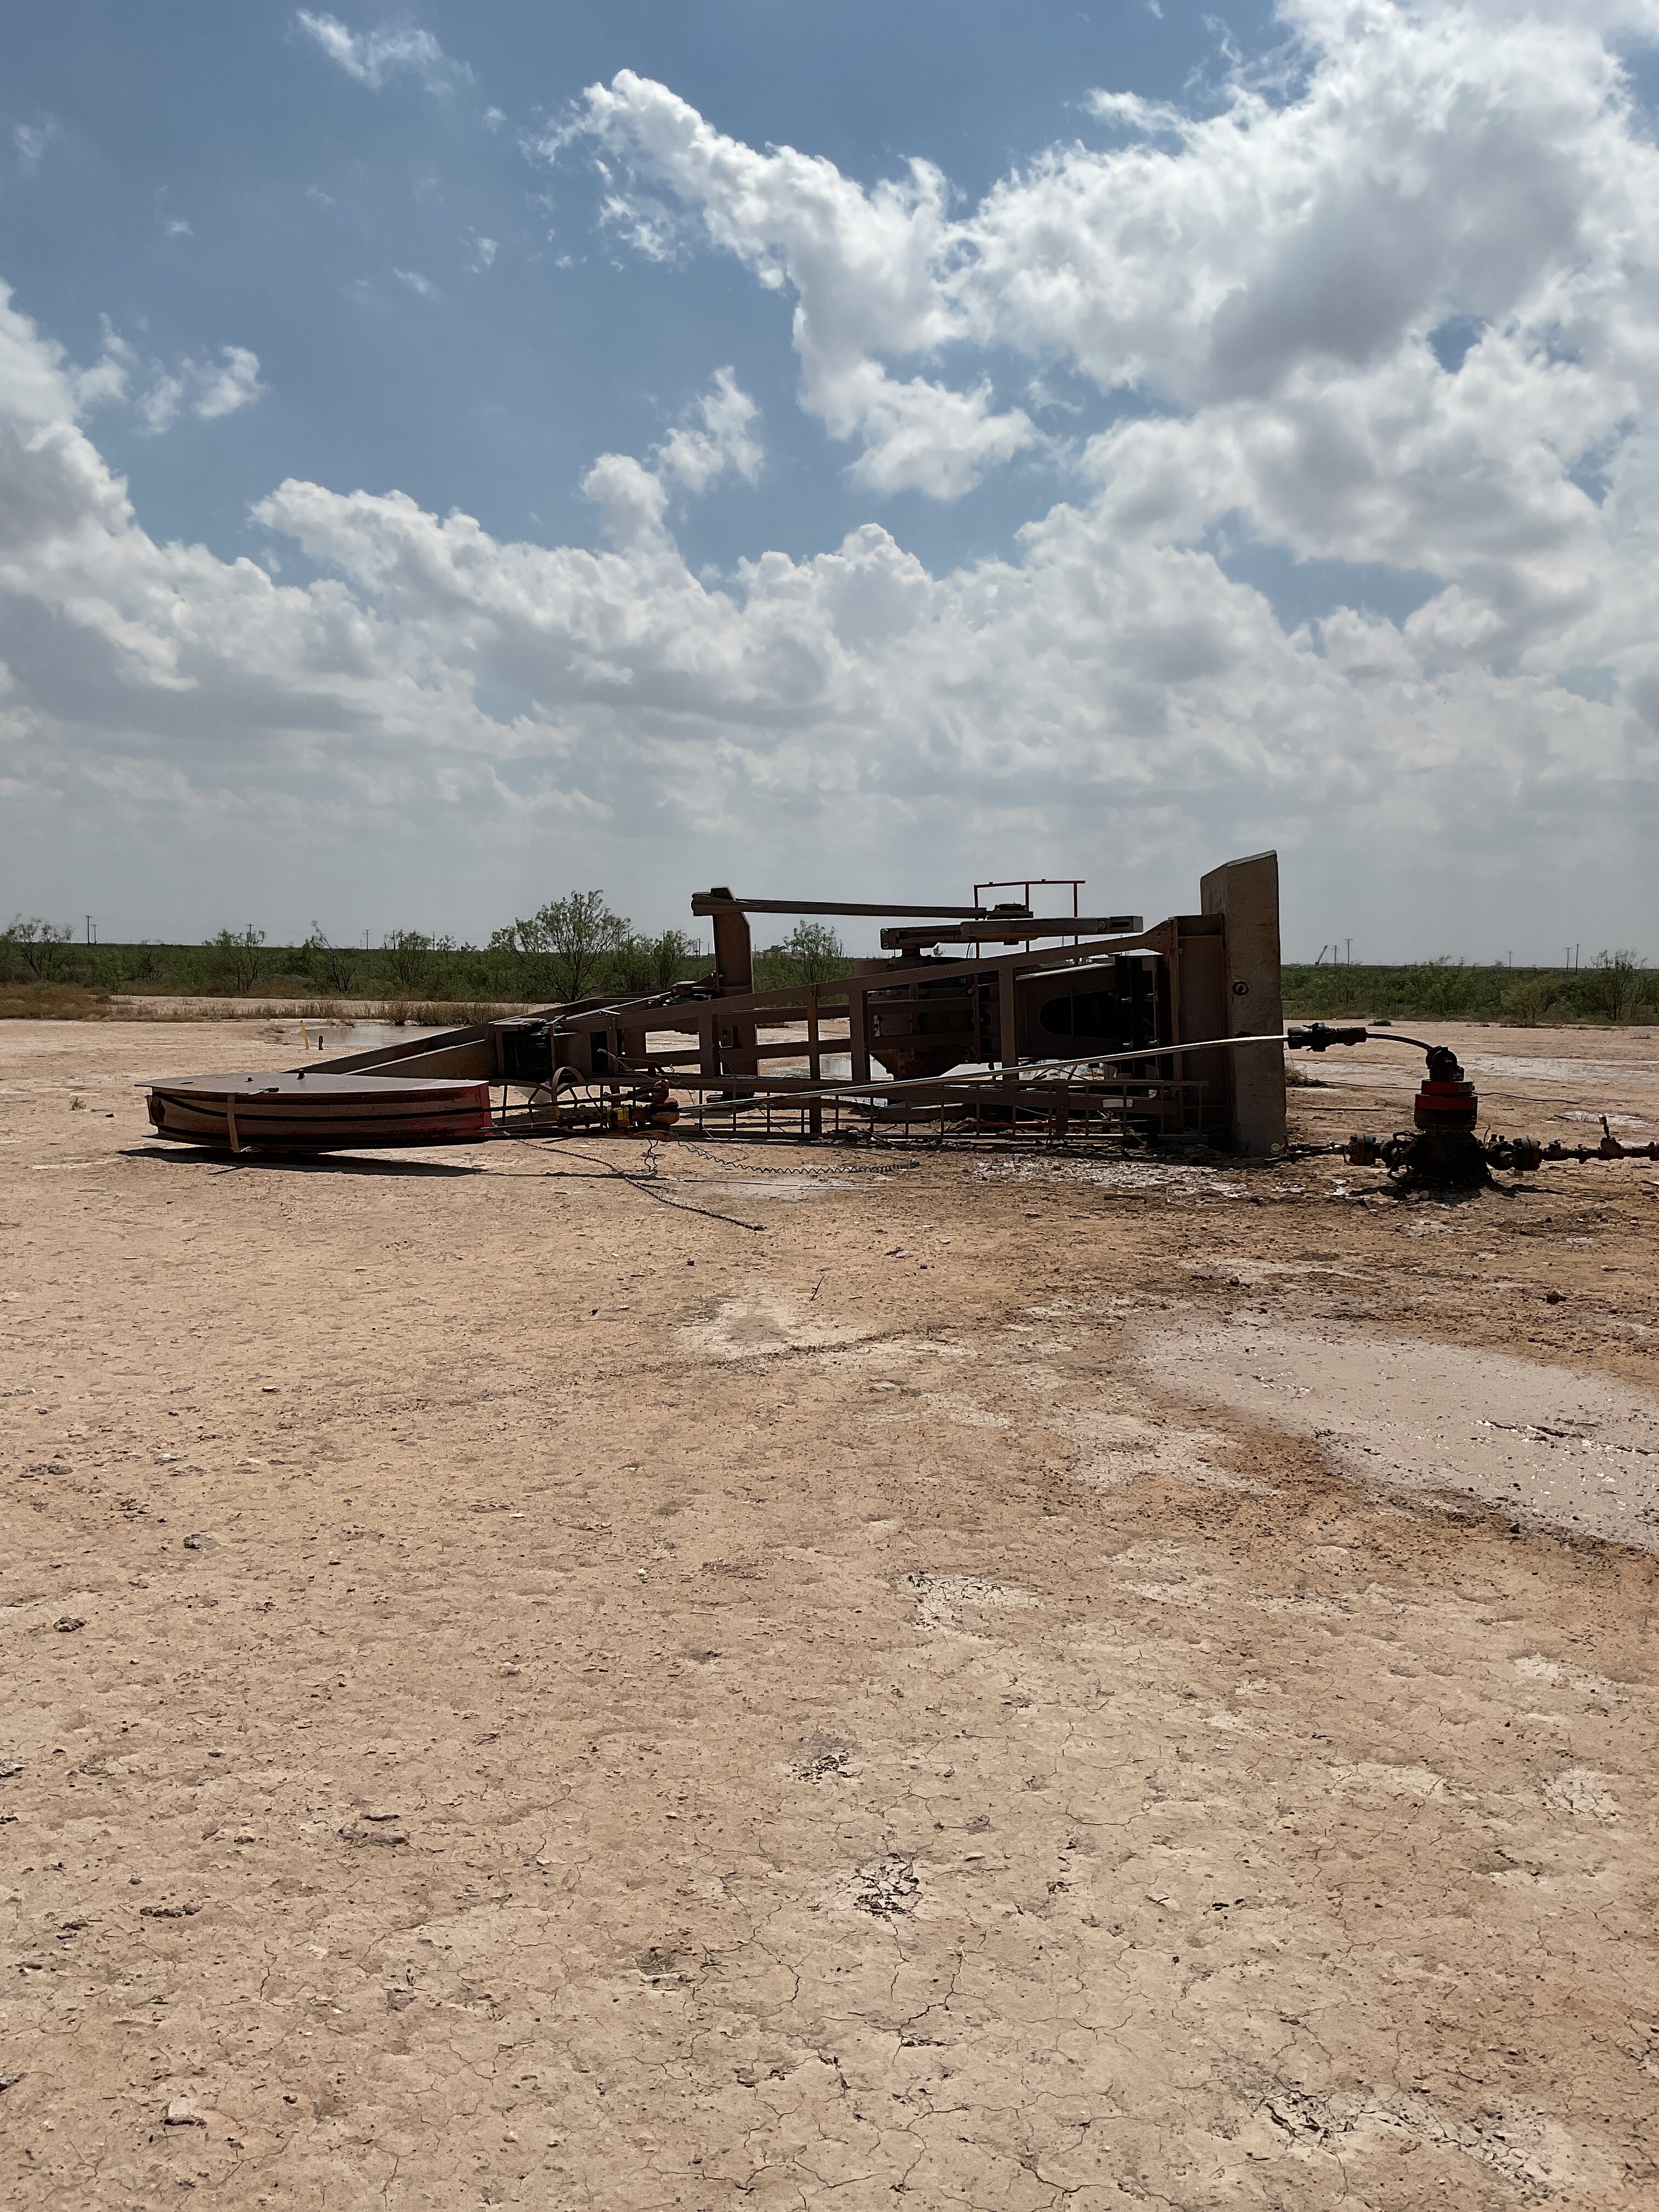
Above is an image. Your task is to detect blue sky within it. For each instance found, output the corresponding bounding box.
[7,4,1276,578]
[1,1,1656,956]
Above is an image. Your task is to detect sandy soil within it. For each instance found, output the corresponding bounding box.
[3,1019,1658,2210]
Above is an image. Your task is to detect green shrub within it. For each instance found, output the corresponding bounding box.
[1499,977,1561,1026]
[493,891,628,1001]
[1580,950,1651,1024]
[207,926,267,996]
[608,934,662,995]
[2,917,76,985]
[383,929,455,993]
[302,927,360,995]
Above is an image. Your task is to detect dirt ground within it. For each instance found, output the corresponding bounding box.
[3,1018,1658,2210]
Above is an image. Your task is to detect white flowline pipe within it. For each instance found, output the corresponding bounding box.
[688,1032,1294,1116]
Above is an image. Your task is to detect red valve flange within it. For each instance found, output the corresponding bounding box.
[1413,1075,1479,1134]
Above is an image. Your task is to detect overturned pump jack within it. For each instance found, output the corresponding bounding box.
[144,851,1293,1155]
[142,854,1659,1180]
[141,856,1659,1186]
[1292,1023,1659,1188]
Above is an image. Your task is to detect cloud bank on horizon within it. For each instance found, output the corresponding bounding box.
[1,0,1655,951]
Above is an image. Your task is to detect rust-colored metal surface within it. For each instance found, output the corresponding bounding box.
[139,852,1290,1154]
[462,854,1284,1148]
[143,1071,494,1152]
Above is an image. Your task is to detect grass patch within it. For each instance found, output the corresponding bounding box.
[363,1000,529,1028]
[1283,960,1658,1026]
[0,984,114,1021]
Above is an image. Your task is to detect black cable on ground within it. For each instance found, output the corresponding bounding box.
[511,1137,766,1233]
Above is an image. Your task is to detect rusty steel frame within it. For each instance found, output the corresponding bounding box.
[305,850,1288,1155]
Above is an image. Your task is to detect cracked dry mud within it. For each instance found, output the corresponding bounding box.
[3,1018,1659,2209]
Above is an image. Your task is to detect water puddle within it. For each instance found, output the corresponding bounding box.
[1131,1317,1659,1548]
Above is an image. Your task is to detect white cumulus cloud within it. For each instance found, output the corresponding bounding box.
[578,371,764,547]
[190,346,265,421]
[655,368,764,495]
[51,321,266,434]
[133,345,265,433]
[14,121,58,173]
[295,11,465,92]
[547,7,1659,783]
[558,76,1037,497]
[1,0,1657,947]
